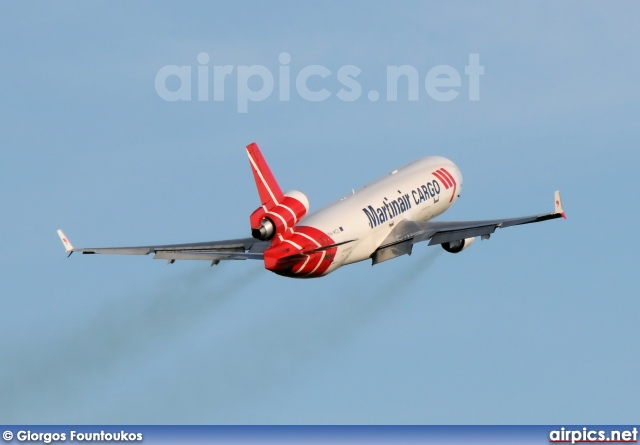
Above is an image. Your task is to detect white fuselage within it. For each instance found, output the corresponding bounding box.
[300,156,462,275]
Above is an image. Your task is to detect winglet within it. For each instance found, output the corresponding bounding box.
[246,142,285,208]
[554,190,566,219]
[57,229,75,256]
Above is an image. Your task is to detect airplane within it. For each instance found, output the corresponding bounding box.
[57,142,566,278]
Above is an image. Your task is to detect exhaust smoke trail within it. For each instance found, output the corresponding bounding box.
[289,247,445,346]
[113,248,445,423]
[1,247,445,423]
[0,263,261,420]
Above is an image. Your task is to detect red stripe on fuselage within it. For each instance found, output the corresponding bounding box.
[432,170,451,189]
[438,168,457,203]
[263,226,336,278]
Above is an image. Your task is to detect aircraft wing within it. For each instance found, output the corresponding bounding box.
[373,190,565,263]
[56,230,269,262]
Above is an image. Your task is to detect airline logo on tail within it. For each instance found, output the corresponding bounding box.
[245,143,338,277]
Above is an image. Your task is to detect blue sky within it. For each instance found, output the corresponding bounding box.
[1,1,639,424]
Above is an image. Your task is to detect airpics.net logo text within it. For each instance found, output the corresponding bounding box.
[155,52,484,113]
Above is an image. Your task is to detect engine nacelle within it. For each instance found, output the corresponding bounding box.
[250,190,310,240]
[441,237,475,253]
[252,217,276,240]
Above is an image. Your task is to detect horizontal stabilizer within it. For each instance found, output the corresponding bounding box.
[274,239,357,264]
[299,239,357,255]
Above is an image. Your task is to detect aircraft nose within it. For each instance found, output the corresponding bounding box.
[456,167,463,196]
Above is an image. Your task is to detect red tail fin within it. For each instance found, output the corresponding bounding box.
[246,142,284,208]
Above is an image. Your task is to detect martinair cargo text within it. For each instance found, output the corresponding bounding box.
[58,143,566,278]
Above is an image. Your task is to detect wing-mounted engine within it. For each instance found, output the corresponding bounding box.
[250,190,310,240]
[441,237,475,253]
[245,142,310,241]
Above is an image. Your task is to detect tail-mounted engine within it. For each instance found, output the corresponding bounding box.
[441,237,475,253]
[245,142,310,242]
[250,190,310,240]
